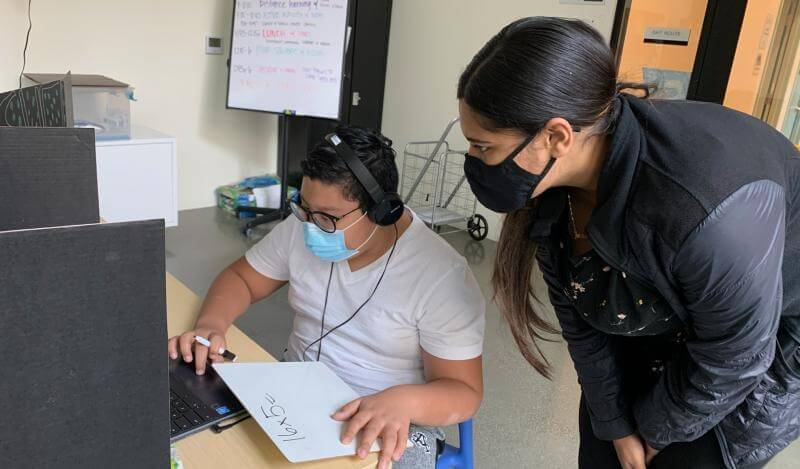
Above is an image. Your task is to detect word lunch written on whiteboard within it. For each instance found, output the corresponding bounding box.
[226,0,349,119]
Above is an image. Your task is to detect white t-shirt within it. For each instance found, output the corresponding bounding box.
[245,211,486,396]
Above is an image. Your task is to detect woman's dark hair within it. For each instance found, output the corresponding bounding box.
[458,17,646,378]
[301,125,398,211]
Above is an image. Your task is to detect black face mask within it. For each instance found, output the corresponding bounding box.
[463,135,556,213]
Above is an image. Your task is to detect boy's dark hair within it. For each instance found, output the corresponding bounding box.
[301,125,399,210]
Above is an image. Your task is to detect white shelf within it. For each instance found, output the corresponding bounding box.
[95,126,178,227]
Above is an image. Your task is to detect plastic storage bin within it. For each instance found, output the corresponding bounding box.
[24,73,133,140]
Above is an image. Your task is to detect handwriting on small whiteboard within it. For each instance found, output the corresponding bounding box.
[260,392,306,442]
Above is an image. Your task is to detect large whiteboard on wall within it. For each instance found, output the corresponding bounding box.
[226,0,349,119]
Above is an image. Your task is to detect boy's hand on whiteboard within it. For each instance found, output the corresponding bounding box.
[331,387,413,469]
[167,325,227,376]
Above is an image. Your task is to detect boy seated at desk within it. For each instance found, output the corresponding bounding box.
[168,126,485,469]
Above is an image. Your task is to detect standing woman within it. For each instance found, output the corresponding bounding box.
[459,17,800,469]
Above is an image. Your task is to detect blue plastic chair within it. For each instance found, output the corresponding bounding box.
[436,420,474,469]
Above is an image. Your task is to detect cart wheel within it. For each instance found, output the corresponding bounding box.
[243,220,255,237]
[467,214,488,241]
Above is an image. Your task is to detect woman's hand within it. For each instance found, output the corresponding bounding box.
[167,325,227,375]
[613,433,646,469]
[644,442,660,465]
[331,387,414,469]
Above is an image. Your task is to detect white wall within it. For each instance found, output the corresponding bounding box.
[0,0,277,211]
[381,0,618,240]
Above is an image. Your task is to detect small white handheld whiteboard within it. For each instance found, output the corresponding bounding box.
[212,361,380,462]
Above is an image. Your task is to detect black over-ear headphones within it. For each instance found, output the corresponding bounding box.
[324,133,404,226]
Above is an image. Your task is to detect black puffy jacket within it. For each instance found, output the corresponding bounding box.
[531,94,800,468]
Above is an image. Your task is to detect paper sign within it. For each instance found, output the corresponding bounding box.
[644,27,691,45]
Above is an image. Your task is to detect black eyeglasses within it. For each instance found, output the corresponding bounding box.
[289,192,362,233]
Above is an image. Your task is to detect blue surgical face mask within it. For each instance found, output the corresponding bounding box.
[302,211,378,262]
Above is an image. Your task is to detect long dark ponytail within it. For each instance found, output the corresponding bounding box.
[458,17,636,378]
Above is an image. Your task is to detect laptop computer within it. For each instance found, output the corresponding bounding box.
[169,358,245,441]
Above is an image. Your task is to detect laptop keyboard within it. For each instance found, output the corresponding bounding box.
[170,387,220,437]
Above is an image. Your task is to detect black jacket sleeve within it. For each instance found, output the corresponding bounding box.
[538,251,636,441]
[634,180,785,450]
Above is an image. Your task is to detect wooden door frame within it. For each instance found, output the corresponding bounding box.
[609,0,749,104]
[755,0,800,127]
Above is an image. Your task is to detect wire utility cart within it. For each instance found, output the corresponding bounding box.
[400,118,488,241]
